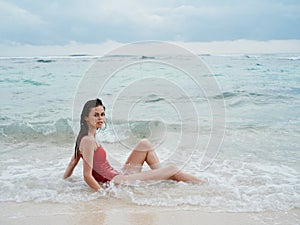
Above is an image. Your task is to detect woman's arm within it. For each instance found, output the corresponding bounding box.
[80,137,101,191]
[63,155,80,179]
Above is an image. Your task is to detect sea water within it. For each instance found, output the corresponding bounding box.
[0,53,299,212]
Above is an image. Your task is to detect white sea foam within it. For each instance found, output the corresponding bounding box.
[0,143,299,212]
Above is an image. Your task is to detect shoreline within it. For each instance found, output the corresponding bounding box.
[1,201,299,225]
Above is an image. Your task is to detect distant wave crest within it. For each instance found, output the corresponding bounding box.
[0,118,74,144]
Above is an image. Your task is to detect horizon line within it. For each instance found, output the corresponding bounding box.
[1,39,300,57]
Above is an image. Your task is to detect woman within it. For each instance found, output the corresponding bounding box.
[64,98,204,191]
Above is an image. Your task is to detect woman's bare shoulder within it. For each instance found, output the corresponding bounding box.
[80,136,96,151]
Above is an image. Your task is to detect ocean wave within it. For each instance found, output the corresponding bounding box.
[0,119,74,144]
[213,91,266,100]
[275,56,300,61]
[0,78,20,84]
[212,90,296,107]
[98,119,181,144]
[0,78,49,86]
[36,59,56,63]
[209,53,300,62]
[0,118,181,145]
[144,97,165,103]
[23,79,49,86]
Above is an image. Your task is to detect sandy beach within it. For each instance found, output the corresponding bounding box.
[1,200,299,225]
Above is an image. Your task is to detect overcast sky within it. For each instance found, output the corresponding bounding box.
[1,0,299,46]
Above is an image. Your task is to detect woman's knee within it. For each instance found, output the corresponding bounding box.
[136,138,153,151]
[167,165,179,174]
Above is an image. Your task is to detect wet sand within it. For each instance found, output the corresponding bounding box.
[1,200,299,225]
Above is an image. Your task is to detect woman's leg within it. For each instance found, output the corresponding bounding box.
[113,165,179,184]
[121,138,205,184]
[123,139,161,173]
[169,171,205,184]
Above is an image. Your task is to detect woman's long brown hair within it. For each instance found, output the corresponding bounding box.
[74,98,105,158]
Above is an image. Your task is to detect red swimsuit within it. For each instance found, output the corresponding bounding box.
[81,146,119,183]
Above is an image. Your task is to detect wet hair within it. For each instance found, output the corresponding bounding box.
[74,98,105,158]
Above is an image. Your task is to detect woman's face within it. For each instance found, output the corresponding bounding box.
[85,105,105,129]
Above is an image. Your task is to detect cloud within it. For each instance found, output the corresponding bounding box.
[0,0,48,44]
[0,1,45,26]
[0,0,299,45]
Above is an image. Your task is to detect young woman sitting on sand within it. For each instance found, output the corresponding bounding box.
[64,98,204,191]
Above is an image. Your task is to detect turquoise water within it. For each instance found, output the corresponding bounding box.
[0,53,299,212]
